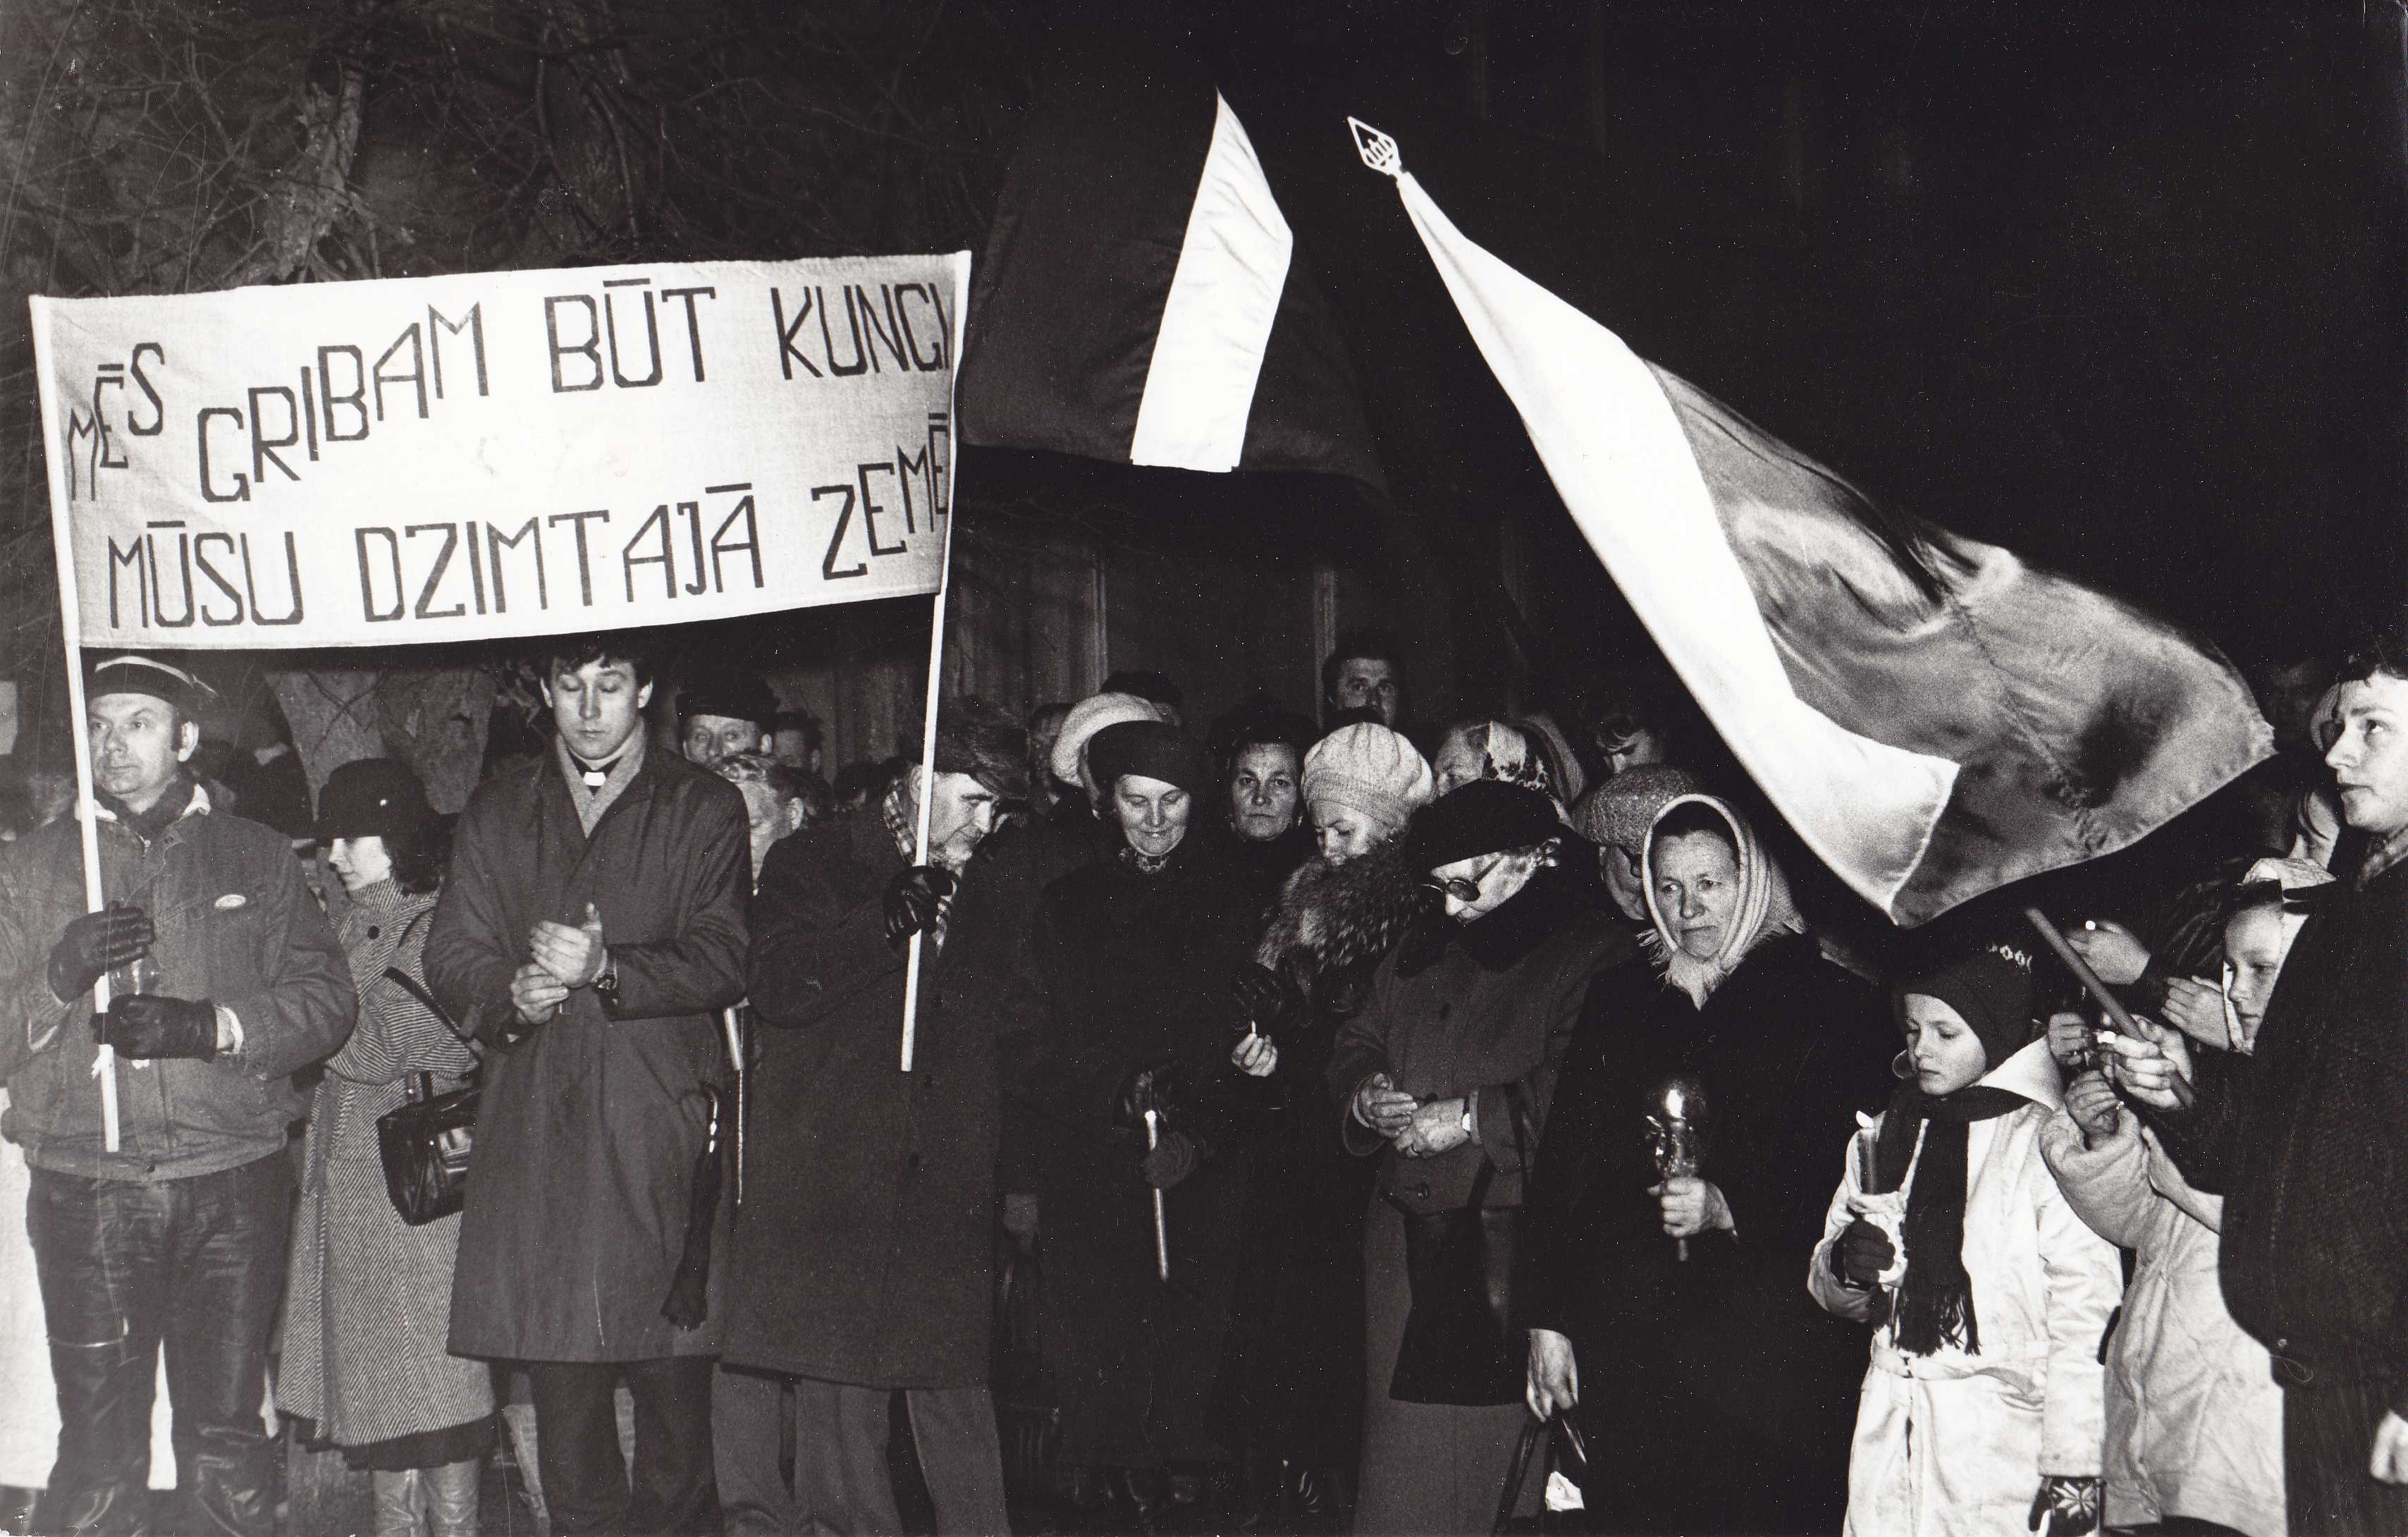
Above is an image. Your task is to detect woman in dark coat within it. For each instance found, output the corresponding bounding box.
[1521,793,1893,1535]
[281,759,491,1537]
[1215,721,1436,1528]
[1327,781,1624,1536]
[997,721,1263,1521]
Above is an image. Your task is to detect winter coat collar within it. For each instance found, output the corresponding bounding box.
[91,774,209,843]
[1255,835,1426,981]
[1974,1036,2063,1111]
[1451,865,1592,972]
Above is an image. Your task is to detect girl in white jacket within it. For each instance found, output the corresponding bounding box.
[1810,945,2124,1537]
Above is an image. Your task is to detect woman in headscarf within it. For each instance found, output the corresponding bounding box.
[997,719,1263,1526]
[1519,793,1891,1535]
[1430,719,1566,813]
[280,759,491,1537]
[1327,781,1625,1535]
[1215,723,1435,1528]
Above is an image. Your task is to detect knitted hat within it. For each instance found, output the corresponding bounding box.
[1894,944,2037,1074]
[1574,765,1706,854]
[933,696,1029,801]
[677,670,778,727]
[1087,720,1207,797]
[1301,723,1434,838]
[1050,691,1162,785]
[315,757,436,843]
[85,654,213,718]
[1406,780,1564,871]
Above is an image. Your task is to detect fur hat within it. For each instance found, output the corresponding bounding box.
[1050,691,1163,785]
[934,696,1030,801]
[1301,723,1434,838]
[1087,720,1206,797]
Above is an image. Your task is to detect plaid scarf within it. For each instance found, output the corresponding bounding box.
[882,773,950,951]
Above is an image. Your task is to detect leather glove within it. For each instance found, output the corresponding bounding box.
[881,865,956,946]
[2027,1476,2101,1537]
[1230,962,1305,1034]
[1112,1060,1179,1132]
[48,903,153,1003]
[1833,1218,1896,1287]
[1142,1129,1199,1189]
[96,994,219,1062]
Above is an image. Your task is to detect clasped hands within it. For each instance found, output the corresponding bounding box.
[511,902,608,1024]
[1351,1072,1472,1159]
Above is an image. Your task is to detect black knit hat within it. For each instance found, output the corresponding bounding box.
[1406,780,1563,871]
[677,670,778,728]
[315,757,436,844]
[1894,944,2037,1073]
[933,696,1030,801]
[1088,720,1208,797]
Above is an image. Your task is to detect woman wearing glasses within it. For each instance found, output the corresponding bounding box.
[1327,780,1623,1535]
[1520,792,1893,1534]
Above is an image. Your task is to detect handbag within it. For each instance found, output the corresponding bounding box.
[371,935,482,1227]
[992,1247,1062,1498]
[1385,1084,1533,1407]
[1492,1411,1590,1535]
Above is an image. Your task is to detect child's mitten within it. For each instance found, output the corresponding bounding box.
[2027,1476,2101,1537]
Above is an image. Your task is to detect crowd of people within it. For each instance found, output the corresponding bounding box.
[0,617,2399,1537]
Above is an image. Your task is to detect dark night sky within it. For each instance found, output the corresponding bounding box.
[1050,0,2408,677]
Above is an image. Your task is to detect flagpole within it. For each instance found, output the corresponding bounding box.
[900,252,971,1073]
[26,302,118,1152]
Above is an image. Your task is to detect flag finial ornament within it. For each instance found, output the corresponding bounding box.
[1349,118,1401,178]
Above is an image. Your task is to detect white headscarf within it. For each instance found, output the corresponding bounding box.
[1640,793,1805,1007]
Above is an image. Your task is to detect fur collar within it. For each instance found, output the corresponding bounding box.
[1256,837,1427,1000]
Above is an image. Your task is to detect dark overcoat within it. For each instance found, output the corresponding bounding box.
[1518,933,1893,1533]
[720,809,999,1388]
[426,745,749,1363]
[997,837,1263,1466]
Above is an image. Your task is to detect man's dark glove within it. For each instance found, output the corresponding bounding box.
[96,994,218,1062]
[1833,1218,1896,1287]
[882,866,956,946]
[1113,1060,1179,1132]
[2027,1476,2101,1537]
[1230,962,1305,1035]
[1142,1129,1199,1189]
[48,903,153,1003]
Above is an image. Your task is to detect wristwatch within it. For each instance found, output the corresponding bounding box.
[1458,1100,1475,1137]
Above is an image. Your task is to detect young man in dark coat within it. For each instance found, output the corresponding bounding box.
[0,654,355,1537]
[2123,627,2408,1536]
[427,633,751,1537]
[715,698,1026,1535]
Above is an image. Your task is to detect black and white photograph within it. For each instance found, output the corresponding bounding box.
[0,2,2402,1534]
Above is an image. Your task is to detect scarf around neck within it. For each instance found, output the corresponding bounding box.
[99,772,199,843]
[1639,794,1805,1007]
[1870,1077,2032,1357]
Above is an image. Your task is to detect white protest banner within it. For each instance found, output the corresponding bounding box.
[29,254,967,649]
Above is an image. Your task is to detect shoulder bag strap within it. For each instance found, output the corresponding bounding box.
[381,906,474,1046]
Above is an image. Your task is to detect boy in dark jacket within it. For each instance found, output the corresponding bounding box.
[2122,625,2408,1536]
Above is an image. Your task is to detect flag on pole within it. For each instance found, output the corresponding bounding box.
[1351,121,2271,926]
[958,43,1382,489]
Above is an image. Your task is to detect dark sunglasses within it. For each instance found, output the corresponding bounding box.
[1425,855,1506,903]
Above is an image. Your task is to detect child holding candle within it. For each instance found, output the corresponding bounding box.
[1809,945,2124,1537]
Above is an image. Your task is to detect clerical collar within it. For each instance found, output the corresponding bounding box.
[568,750,622,789]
